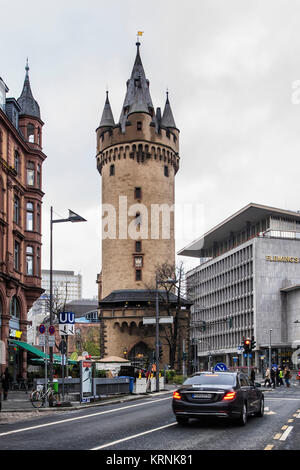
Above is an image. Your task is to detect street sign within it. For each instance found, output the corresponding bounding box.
[143,317,173,325]
[59,312,75,324]
[48,335,55,347]
[48,325,55,335]
[214,362,228,372]
[39,324,46,334]
[59,323,75,336]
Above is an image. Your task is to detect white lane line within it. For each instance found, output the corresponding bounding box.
[279,426,293,441]
[91,422,177,450]
[0,395,172,438]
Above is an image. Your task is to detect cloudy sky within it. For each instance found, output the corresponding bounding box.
[1,0,300,298]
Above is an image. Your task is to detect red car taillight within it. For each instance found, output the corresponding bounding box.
[173,391,182,400]
[222,391,237,401]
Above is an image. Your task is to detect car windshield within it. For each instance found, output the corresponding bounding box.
[183,373,236,386]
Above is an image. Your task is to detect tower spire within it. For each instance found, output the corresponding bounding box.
[161,90,177,129]
[17,60,41,119]
[99,90,115,128]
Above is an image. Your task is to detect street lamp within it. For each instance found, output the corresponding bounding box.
[155,276,177,392]
[49,207,86,385]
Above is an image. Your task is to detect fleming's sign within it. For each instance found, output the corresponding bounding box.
[266,255,299,263]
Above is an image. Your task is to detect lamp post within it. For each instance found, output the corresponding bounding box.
[155,276,177,392]
[49,207,86,385]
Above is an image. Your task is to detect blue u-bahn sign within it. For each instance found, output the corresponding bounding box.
[59,312,75,324]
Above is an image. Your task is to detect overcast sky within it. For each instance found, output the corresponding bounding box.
[1,0,300,298]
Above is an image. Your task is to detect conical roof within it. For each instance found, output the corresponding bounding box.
[17,60,40,119]
[161,92,176,129]
[119,42,154,130]
[99,91,115,127]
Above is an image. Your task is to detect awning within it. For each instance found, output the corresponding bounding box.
[9,340,77,364]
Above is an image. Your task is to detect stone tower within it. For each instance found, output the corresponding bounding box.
[96,42,186,366]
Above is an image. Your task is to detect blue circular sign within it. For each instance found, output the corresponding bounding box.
[39,324,45,334]
[48,325,55,335]
[214,362,228,372]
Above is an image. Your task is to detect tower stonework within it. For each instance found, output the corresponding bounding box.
[96,42,187,368]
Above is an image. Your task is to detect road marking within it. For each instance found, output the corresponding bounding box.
[0,395,172,438]
[288,419,294,423]
[279,426,293,441]
[274,433,282,440]
[91,422,177,450]
[281,425,288,430]
[264,444,274,450]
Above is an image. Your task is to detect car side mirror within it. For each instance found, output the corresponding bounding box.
[254,382,261,387]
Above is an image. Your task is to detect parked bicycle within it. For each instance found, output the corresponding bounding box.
[30,384,60,408]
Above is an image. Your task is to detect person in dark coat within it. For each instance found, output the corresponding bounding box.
[270,367,276,389]
[1,368,10,400]
[250,368,256,385]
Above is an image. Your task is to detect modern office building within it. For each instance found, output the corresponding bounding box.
[41,269,82,303]
[0,63,46,378]
[179,203,300,371]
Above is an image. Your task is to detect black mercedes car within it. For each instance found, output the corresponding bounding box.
[172,371,264,426]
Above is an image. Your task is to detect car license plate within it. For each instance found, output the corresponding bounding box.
[192,393,212,399]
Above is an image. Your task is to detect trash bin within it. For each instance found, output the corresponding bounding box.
[129,377,135,394]
[52,379,58,393]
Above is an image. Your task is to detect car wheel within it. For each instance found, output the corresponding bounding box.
[237,403,247,426]
[176,416,189,425]
[255,398,264,417]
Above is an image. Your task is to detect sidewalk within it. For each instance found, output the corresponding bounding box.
[0,384,177,415]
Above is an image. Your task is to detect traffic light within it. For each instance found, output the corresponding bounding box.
[251,336,256,350]
[227,317,233,328]
[201,321,206,332]
[243,338,251,353]
[159,344,163,360]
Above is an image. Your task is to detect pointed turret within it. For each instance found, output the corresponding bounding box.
[161,91,177,129]
[119,42,154,130]
[99,91,115,128]
[128,80,150,116]
[17,60,41,119]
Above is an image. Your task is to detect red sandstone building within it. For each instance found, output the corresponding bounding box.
[0,63,46,380]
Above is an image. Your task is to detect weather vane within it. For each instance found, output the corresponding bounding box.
[137,31,144,43]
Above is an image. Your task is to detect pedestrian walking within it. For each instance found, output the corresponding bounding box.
[264,367,271,387]
[1,368,10,400]
[270,367,276,389]
[284,367,292,388]
[276,367,281,386]
[278,367,284,386]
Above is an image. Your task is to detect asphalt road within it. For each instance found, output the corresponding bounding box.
[0,386,299,452]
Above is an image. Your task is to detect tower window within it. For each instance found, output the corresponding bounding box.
[27,123,35,143]
[135,212,141,226]
[135,269,142,281]
[137,121,142,131]
[110,164,115,176]
[166,130,170,139]
[135,187,142,199]
[135,241,142,252]
[164,165,169,177]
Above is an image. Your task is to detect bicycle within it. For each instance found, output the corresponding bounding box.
[30,384,60,408]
